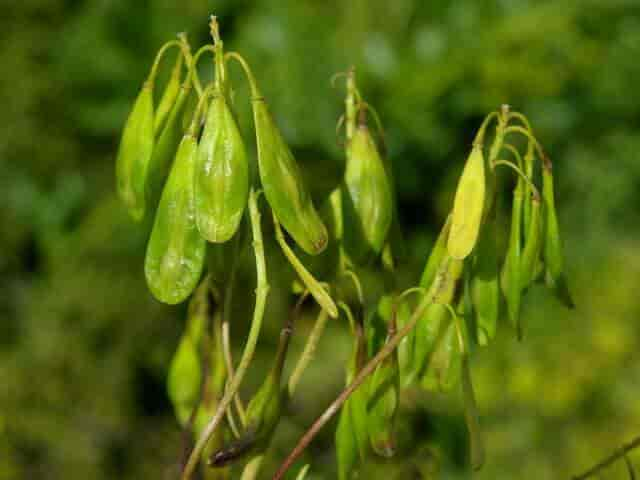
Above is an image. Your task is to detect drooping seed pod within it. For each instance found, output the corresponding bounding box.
[196,92,249,243]
[448,145,486,260]
[252,98,328,255]
[367,317,399,457]
[209,322,291,467]
[343,121,393,262]
[520,193,542,290]
[167,280,218,427]
[501,181,524,337]
[336,389,358,480]
[154,54,183,135]
[471,214,500,346]
[115,81,154,221]
[541,157,575,308]
[421,309,463,392]
[145,133,206,305]
[414,257,464,384]
[146,83,191,213]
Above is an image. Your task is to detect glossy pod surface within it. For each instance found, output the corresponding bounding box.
[252,99,328,255]
[448,145,486,260]
[145,134,206,304]
[196,94,249,243]
[471,216,500,345]
[116,82,154,221]
[343,124,393,259]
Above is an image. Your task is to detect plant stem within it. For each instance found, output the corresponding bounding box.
[181,189,269,480]
[272,212,338,318]
[271,291,435,480]
[572,436,640,480]
[287,308,330,396]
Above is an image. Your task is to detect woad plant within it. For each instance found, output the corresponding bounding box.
[115,17,574,480]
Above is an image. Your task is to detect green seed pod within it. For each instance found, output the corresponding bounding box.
[542,158,575,308]
[154,54,183,135]
[145,133,206,304]
[520,194,542,290]
[146,83,191,213]
[414,257,464,383]
[343,123,393,261]
[471,215,500,346]
[252,98,328,255]
[209,323,291,467]
[448,145,486,260]
[196,93,249,243]
[421,311,463,392]
[367,329,399,457]
[336,396,358,480]
[115,81,154,221]
[167,280,213,427]
[501,182,523,337]
[420,215,452,290]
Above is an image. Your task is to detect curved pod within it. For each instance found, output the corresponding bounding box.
[196,94,249,243]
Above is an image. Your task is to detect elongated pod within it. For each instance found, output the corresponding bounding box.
[343,123,393,261]
[252,98,328,255]
[448,145,486,260]
[116,81,154,220]
[145,134,206,304]
[196,92,249,243]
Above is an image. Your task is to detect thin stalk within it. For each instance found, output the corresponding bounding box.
[504,125,547,160]
[288,308,330,396]
[473,111,499,147]
[222,322,247,425]
[225,51,261,99]
[345,67,357,142]
[507,111,533,132]
[272,213,338,318]
[189,45,216,98]
[572,436,640,480]
[181,189,270,480]
[493,160,540,200]
[221,243,247,425]
[148,40,182,82]
[271,291,436,480]
[502,143,524,170]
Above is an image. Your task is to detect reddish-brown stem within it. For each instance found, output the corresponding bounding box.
[271,292,433,480]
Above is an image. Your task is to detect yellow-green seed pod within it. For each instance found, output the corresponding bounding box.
[542,158,575,308]
[343,123,393,261]
[167,280,213,426]
[252,98,328,255]
[144,134,206,304]
[115,81,154,221]
[447,145,486,260]
[146,83,190,213]
[196,93,249,243]
[471,215,500,346]
[335,401,358,480]
[501,183,523,337]
[154,54,183,135]
[520,194,542,290]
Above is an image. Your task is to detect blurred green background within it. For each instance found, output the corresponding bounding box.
[3,0,640,479]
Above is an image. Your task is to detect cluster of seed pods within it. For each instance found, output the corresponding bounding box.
[115,18,573,480]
